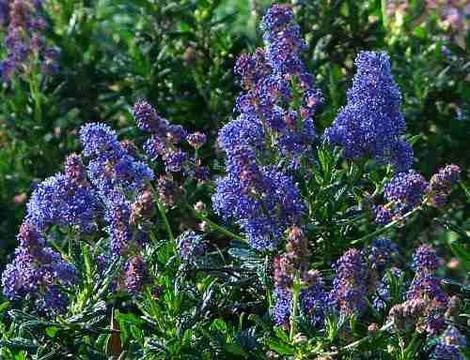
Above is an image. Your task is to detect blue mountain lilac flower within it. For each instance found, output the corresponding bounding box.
[330,248,369,317]
[273,287,292,329]
[324,51,413,172]
[26,172,97,233]
[212,162,304,250]
[367,237,399,272]
[373,205,393,225]
[301,270,328,327]
[389,269,451,335]
[412,244,441,274]
[272,227,328,328]
[405,268,449,334]
[1,0,58,81]
[132,100,206,180]
[374,169,429,224]
[1,222,77,314]
[227,5,323,168]
[384,170,429,208]
[217,116,266,155]
[104,192,132,257]
[143,135,165,160]
[186,132,207,149]
[176,230,206,263]
[388,298,427,332]
[156,175,181,207]
[0,0,8,26]
[431,326,466,360]
[163,149,187,173]
[80,123,154,197]
[130,188,155,225]
[166,124,187,144]
[64,153,87,184]
[132,100,165,133]
[428,164,461,208]
[234,48,271,90]
[123,256,149,293]
[79,123,120,157]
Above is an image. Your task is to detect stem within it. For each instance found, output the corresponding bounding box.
[351,206,421,245]
[289,276,301,341]
[314,321,394,357]
[29,72,42,123]
[156,197,174,242]
[192,210,246,242]
[148,183,174,242]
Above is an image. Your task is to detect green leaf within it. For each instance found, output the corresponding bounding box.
[224,343,247,356]
[45,327,59,338]
[0,301,10,314]
[265,339,295,356]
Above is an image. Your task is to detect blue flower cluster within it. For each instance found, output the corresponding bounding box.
[1,222,77,313]
[232,4,323,167]
[428,164,461,208]
[123,255,149,294]
[79,123,154,258]
[1,122,160,311]
[214,5,319,250]
[374,165,460,224]
[132,100,207,179]
[26,161,97,233]
[272,227,328,328]
[431,326,467,360]
[325,51,413,172]
[1,0,59,81]
[271,236,459,344]
[329,248,369,317]
[389,244,450,335]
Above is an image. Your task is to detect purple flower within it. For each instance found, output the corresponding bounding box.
[186,132,207,149]
[367,238,399,272]
[163,149,187,173]
[212,164,304,250]
[143,135,165,159]
[273,287,292,328]
[301,271,328,327]
[104,192,132,257]
[1,222,77,314]
[79,123,120,157]
[384,170,429,208]
[373,205,393,225]
[234,49,271,89]
[373,267,404,311]
[325,51,413,172]
[64,153,87,183]
[431,343,464,360]
[224,4,323,169]
[124,256,149,293]
[217,116,265,155]
[428,164,461,208]
[412,244,440,274]
[156,175,180,207]
[176,231,206,263]
[81,123,154,196]
[166,124,187,144]
[132,100,160,133]
[1,0,57,81]
[26,173,97,233]
[330,248,368,316]
[431,326,466,360]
